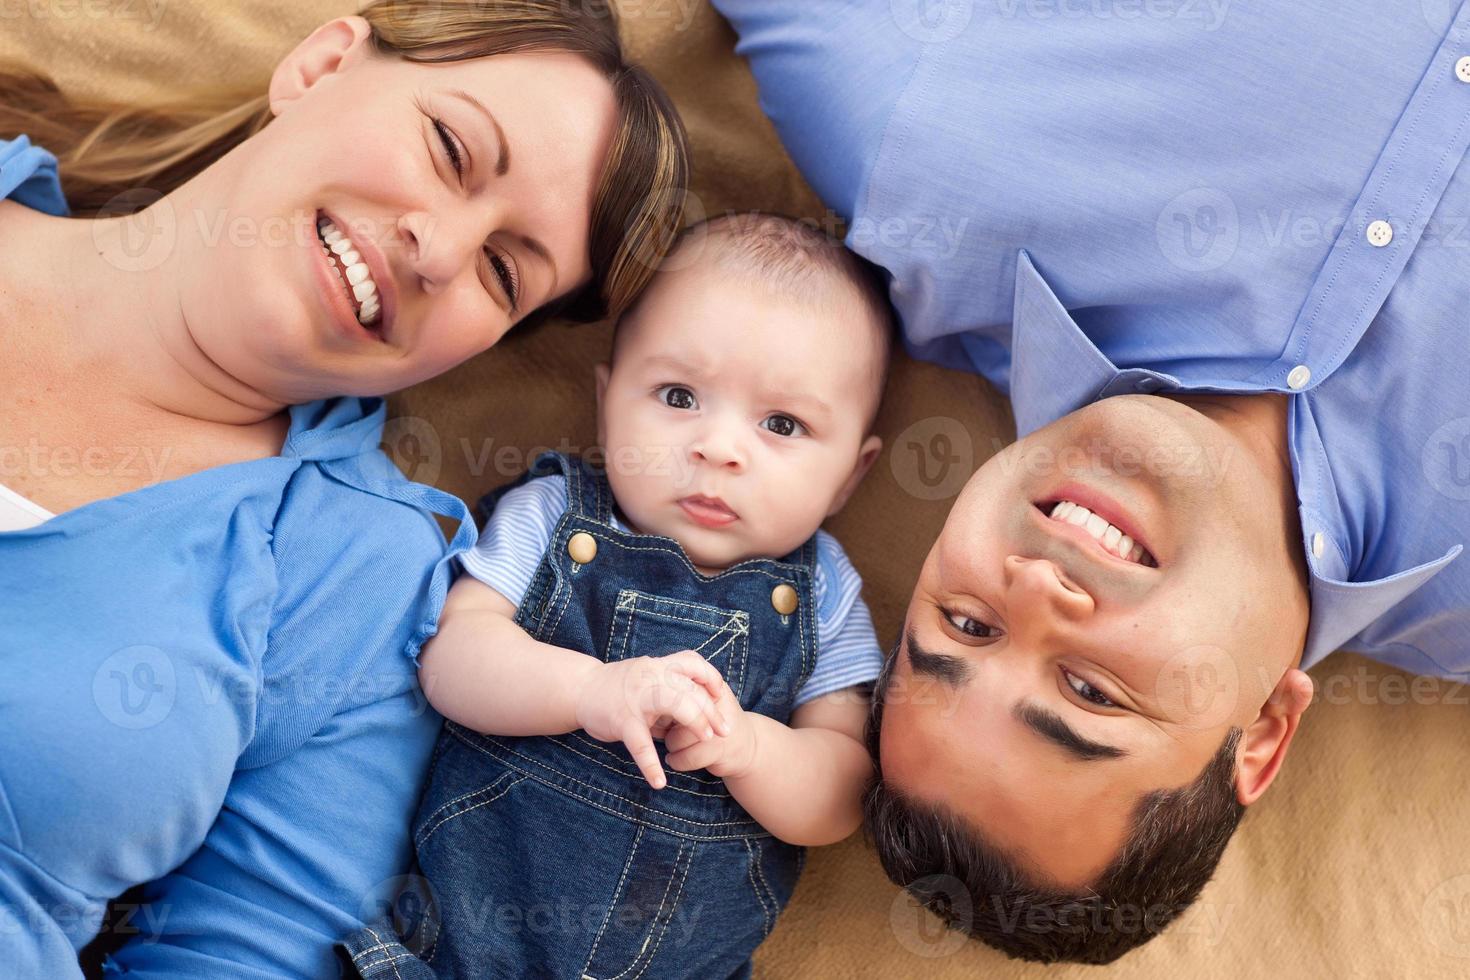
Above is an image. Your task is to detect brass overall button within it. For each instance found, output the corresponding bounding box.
[770,583,799,616]
[567,532,598,565]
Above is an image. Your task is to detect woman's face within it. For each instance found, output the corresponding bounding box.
[170,18,618,403]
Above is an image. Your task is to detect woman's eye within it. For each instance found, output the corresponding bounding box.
[943,608,1001,639]
[657,385,697,410]
[1065,670,1118,708]
[432,117,464,177]
[762,414,806,438]
[486,249,520,310]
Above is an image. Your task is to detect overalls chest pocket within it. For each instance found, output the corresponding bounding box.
[603,589,752,701]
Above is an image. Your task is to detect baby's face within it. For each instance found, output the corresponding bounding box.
[596,264,883,572]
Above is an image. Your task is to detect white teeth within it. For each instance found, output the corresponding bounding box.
[1045,498,1152,566]
[317,216,383,327]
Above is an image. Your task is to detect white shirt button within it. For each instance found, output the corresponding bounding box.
[1457,56,1470,83]
[1287,364,1312,390]
[1366,219,1394,247]
[1312,532,1326,559]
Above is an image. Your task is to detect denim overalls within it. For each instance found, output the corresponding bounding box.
[344,452,819,980]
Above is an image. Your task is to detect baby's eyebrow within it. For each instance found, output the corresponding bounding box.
[764,389,833,422]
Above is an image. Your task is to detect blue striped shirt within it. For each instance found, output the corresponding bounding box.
[461,475,883,705]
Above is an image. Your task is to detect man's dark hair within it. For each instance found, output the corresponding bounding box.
[862,645,1245,965]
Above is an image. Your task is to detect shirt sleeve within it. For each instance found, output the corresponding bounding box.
[457,475,569,608]
[795,531,885,707]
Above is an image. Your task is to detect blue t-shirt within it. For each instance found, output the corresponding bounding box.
[0,137,477,978]
[461,474,885,705]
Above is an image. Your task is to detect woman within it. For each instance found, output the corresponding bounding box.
[0,1,688,976]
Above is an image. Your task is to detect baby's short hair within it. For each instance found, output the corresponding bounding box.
[618,211,895,427]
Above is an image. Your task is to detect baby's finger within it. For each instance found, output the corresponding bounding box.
[666,739,717,773]
[658,685,719,741]
[622,721,666,790]
[669,653,731,729]
[663,724,704,755]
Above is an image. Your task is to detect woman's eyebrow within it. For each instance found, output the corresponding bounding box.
[447,88,509,176]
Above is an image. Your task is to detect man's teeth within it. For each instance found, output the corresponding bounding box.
[316,217,381,326]
[1048,500,1149,564]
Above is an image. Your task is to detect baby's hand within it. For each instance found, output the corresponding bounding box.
[663,678,758,780]
[575,652,729,790]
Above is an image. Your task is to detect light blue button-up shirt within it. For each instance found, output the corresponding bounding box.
[714,0,1470,676]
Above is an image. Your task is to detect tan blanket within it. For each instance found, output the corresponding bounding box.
[6,2,1468,976]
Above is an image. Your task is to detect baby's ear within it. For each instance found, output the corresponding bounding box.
[828,435,883,516]
[593,362,612,447]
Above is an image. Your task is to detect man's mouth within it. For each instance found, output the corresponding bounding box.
[679,495,739,529]
[316,213,383,329]
[1035,498,1158,567]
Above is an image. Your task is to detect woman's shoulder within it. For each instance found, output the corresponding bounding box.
[0,135,69,215]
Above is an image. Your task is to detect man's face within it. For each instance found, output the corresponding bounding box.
[878,394,1309,888]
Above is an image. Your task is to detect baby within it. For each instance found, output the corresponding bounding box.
[343,213,892,980]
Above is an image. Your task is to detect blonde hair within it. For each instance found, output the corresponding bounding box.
[0,0,689,321]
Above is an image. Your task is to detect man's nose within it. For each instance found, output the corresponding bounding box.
[1003,554,1095,623]
[397,206,496,293]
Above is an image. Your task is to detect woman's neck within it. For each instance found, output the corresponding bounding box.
[0,194,286,429]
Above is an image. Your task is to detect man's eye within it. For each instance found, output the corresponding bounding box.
[657,385,697,410]
[762,414,805,438]
[943,608,1001,639]
[1064,669,1118,708]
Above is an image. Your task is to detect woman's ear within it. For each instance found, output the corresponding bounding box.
[1235,666,1313,806]
[269,16,375,116]
[594,362,612,449]
[826,435,883,516]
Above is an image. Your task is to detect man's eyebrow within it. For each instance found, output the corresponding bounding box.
[1014,701,1126,762]
[447,88,509,176]
[905,628,974,687]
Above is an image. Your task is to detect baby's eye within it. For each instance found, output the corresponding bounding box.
[1064,669,1118,708]
[762,414,806,438]
[943,608,1001,639]
[657,385,698,410]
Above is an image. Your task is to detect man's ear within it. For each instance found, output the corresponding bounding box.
[827,435,883,516]
[1235,667,1313,806]
[594,362,612,449]
[269,16,374,116]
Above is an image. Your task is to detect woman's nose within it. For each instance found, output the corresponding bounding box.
[397,209,489,293]
[1003,554,1095,622]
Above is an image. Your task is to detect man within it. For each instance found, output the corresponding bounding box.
[713,0,1469,963]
